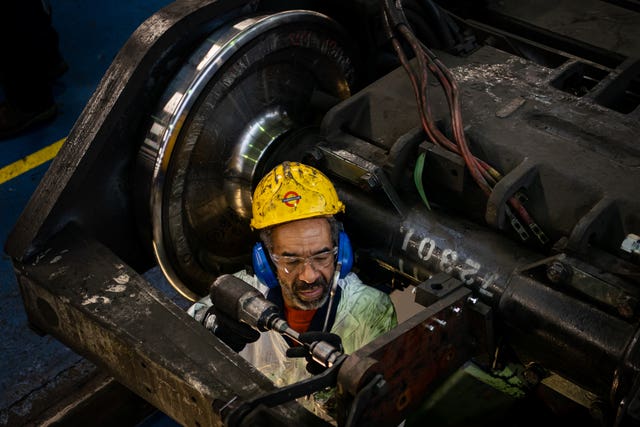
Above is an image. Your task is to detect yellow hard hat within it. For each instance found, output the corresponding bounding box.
[250,161,345,229]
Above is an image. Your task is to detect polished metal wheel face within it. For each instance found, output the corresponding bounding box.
[137,10,357,299]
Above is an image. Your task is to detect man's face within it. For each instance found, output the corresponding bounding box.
[270,217,336,310]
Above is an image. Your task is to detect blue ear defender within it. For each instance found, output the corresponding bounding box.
[252,231,353,288]
[336,231,353,277]
[252,242,279,289]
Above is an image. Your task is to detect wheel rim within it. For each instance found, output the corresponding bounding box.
[137,10,358,300]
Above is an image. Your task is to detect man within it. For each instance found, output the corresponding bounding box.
[188,161,397,419]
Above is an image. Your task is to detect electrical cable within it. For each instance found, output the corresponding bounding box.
[381,0,549,245]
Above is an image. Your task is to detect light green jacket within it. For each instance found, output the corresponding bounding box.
[188,270,398,421]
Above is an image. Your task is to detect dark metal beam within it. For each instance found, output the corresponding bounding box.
[14,224,328,426]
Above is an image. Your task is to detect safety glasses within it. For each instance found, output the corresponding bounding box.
[270,247,338,275]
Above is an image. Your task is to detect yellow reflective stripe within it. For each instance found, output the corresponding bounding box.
[0,138,65,185]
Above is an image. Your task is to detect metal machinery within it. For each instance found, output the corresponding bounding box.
[5,0,640,425]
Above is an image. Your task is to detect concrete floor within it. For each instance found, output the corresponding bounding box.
[0,1,175,425]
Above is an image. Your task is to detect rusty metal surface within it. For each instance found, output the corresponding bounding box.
[336,287,473,426]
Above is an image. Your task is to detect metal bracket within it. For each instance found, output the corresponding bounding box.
[221,354,348,427]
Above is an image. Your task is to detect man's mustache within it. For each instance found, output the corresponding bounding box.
[293,277,328,292]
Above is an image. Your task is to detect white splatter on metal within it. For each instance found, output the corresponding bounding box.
[106,284,127,293]
[82,295,112,305]
[48,266,69,280]
[113,274,130,285]
[32,248,52,265]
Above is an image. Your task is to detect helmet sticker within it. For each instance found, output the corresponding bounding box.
[282,191,302,207]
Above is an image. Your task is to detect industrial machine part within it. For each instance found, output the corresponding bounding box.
[210,274,285,334]
[5,0,640,426]
[209,274,349,426]
[208,273,478,426]
[210,274,345,368]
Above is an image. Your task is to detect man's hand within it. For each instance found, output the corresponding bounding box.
[201,306,260,352]
[286,331,343,374]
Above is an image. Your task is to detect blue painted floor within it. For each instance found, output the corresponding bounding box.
[0,0,178,425]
